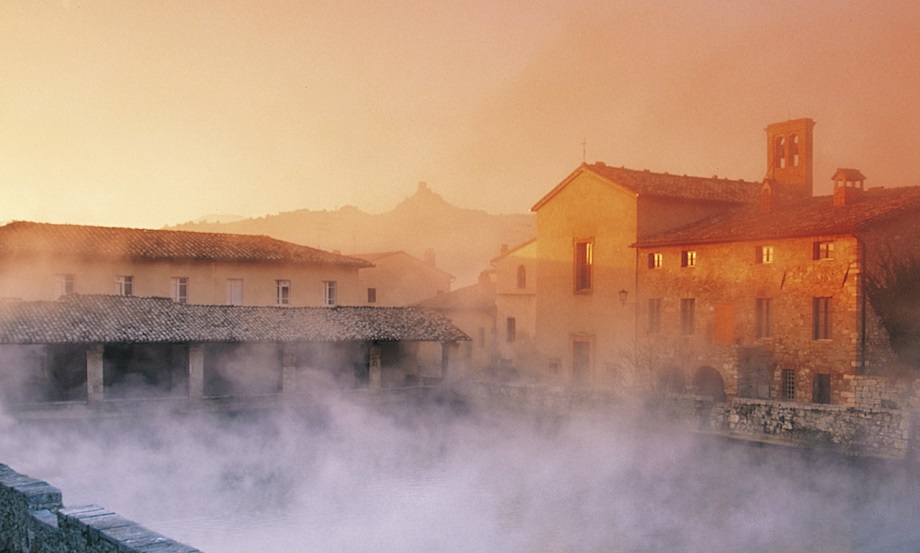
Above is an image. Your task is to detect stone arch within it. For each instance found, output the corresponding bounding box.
[657,366,686,394]
[691,366,726,401]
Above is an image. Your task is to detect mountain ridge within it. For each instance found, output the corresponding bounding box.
[169,182,535,286]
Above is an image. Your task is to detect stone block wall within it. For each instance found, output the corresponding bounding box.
[0,463,201,553]
[716,398,910,458]
[472,382,915,460]
[849,374,920,410]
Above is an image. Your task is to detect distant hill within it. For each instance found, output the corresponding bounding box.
[169,182,535,286]
[192,214,246,224]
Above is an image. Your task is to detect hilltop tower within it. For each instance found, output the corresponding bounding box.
[763,118,815,203]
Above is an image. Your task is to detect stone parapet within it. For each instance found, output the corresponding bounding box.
[0,463,201,553]
[471,382,915,460]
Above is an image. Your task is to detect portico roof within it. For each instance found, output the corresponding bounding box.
[0,295,469,344]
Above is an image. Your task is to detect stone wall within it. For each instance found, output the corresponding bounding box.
[716,398,909,459]
[470,382,915,460]
[0,463,200,553]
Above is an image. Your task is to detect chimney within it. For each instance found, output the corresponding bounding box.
[499,244,509,256]
[423,248,436,267]
[832,169,866,207]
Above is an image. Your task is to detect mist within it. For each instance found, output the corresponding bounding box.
[1,387,918,553]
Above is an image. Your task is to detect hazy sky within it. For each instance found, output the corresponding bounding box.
[2,1,919,228]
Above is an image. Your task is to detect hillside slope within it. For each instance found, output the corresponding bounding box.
[170,182,535,286]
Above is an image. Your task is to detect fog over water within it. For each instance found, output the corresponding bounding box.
[1,391,918,553]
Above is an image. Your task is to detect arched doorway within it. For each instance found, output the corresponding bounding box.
[692,366,726,402]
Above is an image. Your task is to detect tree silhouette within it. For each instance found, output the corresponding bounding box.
[865,253,920,369]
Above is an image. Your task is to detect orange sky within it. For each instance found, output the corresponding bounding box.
[2,1,919,228]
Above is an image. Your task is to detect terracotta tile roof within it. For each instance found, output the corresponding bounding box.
[0,222,372,267]
[0,295,469,344]
[532,163,759,210]
[636,186,920,247]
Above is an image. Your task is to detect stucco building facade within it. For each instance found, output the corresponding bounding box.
[491,239,537,375]
[355,250,453,306]
[0,222,371,307]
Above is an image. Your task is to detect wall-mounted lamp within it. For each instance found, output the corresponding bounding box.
[618,289,629,305]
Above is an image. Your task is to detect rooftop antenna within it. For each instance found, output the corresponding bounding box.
[581,138,587,163]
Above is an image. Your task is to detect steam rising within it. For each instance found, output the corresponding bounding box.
[1,391,918,553]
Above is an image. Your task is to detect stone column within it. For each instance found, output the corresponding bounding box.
[368,344,382,390]
[188,344,204,402]
[441,341,457,379]
[281,344,297,397]
[86,345,104,405]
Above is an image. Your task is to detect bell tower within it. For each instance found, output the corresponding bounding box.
[764,118,815,202]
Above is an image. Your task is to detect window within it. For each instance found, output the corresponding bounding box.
[276,280,291,306]
[681,250,696,268]
[115,275,133,296]
[516,265,526,289]
[226,279,243,305]
[774,136,786,168]
[781,369,796,401]
[813,297,832,340]
[648,298,662,334]
[648,253,663,269]
[790,134,800,167]
[367,287,377,304]
[323,281,337,307]
[680,298,695,335]
[171,277,188,304]
[813,241,834,260]
[54,274,74,298]
[755,298,772,338]
[755,246,774,264]
[813,373,831,404]
[574,240,593,292]
[506,317,516,342]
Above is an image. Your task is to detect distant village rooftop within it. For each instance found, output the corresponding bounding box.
[0,221,372,267]
[0,295,469,344]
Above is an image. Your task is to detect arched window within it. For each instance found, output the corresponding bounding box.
[774,136,786,168]
[789,134,799,166]
[516,264,526,289]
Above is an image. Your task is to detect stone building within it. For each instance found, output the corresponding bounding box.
[493,117,920,407]
[634,121,920,405]
[0,221,371,307]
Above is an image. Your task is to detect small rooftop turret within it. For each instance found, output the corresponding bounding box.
[832,168,866,207]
